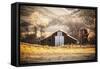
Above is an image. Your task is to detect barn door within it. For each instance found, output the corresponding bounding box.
[55,31,64,46]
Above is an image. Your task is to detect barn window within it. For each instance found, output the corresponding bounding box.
[57,31,62,36]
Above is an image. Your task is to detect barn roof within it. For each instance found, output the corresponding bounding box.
[40,30,79,43]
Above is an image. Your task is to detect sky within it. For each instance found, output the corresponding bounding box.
[20,5,96,38]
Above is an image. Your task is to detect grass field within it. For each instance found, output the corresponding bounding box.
[20,42,96,64]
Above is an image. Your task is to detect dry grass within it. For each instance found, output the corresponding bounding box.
[20,42,96,64]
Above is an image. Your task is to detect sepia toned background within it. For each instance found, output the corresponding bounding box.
[20,5,96,64]
[20,6,96,42]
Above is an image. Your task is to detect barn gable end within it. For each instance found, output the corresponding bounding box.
[40,30,78,46]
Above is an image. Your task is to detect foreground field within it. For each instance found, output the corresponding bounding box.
[20,42,96,64]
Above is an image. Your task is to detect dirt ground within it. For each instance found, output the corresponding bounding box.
[20,42,96,64]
